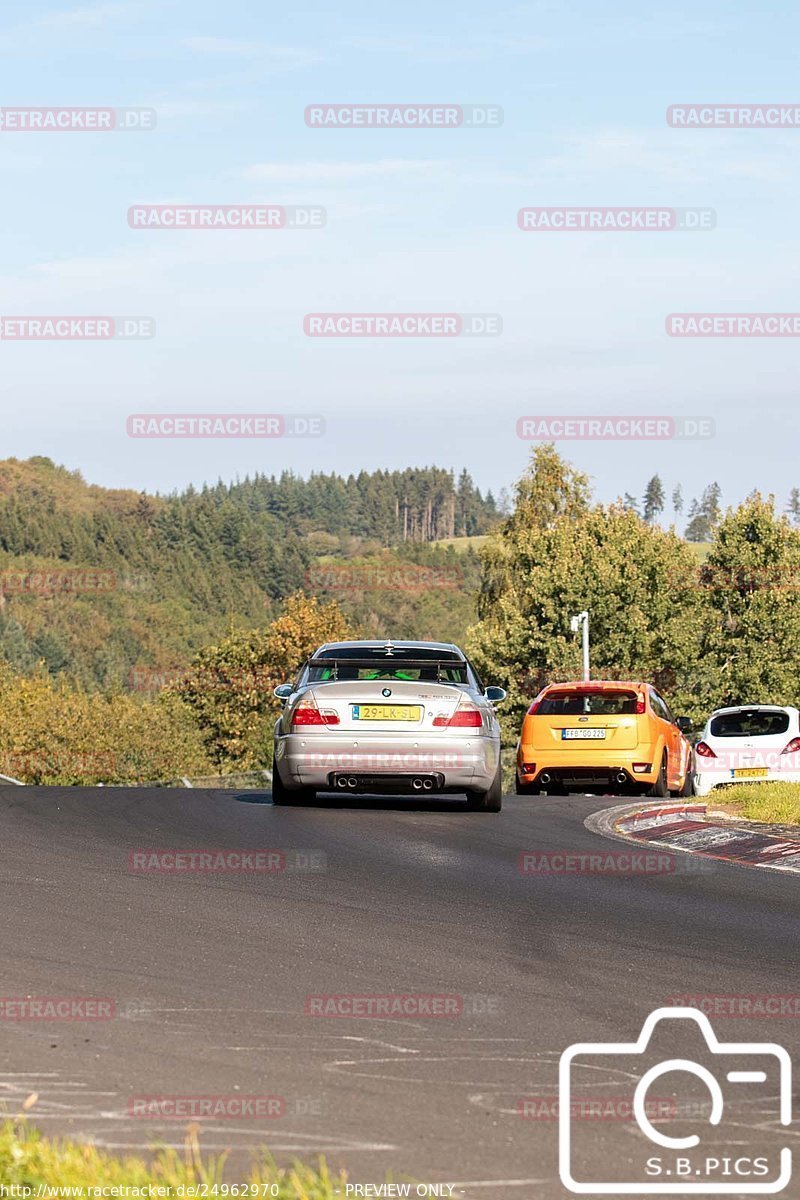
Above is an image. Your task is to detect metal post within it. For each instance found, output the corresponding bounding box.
[570,611,590,681]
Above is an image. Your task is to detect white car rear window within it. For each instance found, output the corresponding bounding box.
[709,711,789,737]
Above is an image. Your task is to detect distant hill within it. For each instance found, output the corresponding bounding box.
[0,458,500,688]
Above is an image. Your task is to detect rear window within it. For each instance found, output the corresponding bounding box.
[538,690,639,716]
[709,710,790,738]
[307,647,469,685]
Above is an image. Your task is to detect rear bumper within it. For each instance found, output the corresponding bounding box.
[517,745,659,788]
[275,730,499,792]
[694,767,800,797]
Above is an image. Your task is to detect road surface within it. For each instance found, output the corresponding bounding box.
[1,785,798,1196]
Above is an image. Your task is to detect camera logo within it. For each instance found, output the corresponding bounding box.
[559,1007,792,1193]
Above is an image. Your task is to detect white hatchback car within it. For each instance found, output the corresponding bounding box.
[693,704,800,797]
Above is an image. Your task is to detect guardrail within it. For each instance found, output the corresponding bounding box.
[0,770,274,788]
[106,770,274,789]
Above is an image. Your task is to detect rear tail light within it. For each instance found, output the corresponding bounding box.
[433,704,483,729]
[520,762,536,774]
[632,762,651,773]
[291,696,339,727]
[636,696,646,714]
[695,741,716,758]
[781,737,800,754]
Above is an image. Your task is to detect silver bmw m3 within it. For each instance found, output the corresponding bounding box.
[271,640,506,811]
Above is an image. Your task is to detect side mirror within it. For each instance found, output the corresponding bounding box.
[676,716,693,733]
[274,683,293,703]
[485,686,507,703]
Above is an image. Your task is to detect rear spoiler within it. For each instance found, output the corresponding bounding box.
[305,656,467,683]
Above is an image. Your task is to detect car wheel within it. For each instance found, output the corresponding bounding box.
[467,764,503,812]
[271,764,315,806]
[646,753,669,798]
[678,758,695,798]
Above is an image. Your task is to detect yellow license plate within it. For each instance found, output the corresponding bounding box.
[733,768,769,779]
[353,704,422,722]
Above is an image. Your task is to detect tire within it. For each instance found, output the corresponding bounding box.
[646,753,669,798]
[467,763,503,812]
[678,755,695,798]
[271,764,315,806]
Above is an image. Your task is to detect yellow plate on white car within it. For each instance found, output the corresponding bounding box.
[352,704,422,722]
[732,768,769,779]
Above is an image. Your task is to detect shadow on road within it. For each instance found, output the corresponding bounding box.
[234,789,478,812]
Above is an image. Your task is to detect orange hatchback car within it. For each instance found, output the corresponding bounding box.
[515,680,694,797]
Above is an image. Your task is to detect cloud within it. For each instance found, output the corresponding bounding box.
[181,36,324,69]
[242,159,453,184]
[538,130,795,185]
[33,3,133,27]
[341,31,551,62]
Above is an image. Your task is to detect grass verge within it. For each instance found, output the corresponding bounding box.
[0,1116,345,1198]
[713,781,800,826]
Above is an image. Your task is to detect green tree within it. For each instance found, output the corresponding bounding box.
[787,487,800,525]
[174,593,352,768]
[467,459,703,737]
[694,495,800,710]
[685,482,722,542]
[672,484,683,517]
[477,445,591,618]
[642,475,665,523]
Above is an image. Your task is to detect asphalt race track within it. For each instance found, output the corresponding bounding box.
[1,785,799,1196]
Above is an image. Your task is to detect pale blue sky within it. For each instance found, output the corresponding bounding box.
[1,0,799,513]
